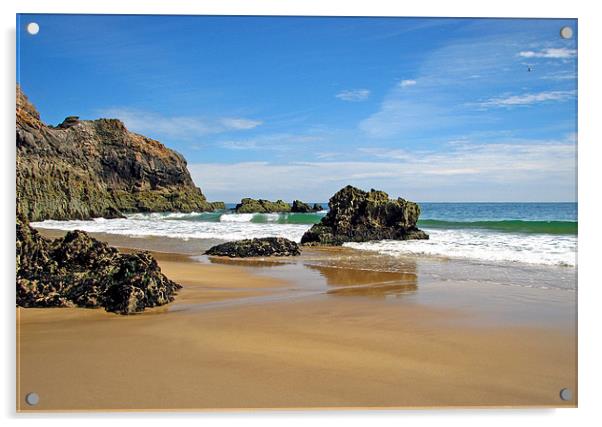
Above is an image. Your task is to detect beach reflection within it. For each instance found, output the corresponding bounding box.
[305,262,418,298]
[204,246,420,299]
[206,256,290,268]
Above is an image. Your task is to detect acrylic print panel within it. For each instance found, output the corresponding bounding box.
[16,14,577,411]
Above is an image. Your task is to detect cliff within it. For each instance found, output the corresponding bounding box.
[16,86,222,221]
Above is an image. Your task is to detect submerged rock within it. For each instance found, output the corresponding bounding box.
[235,198,291,213]
[16,217,181,314]
[291,200,323,213]
[300,185,429,246]
[205,237,301,257]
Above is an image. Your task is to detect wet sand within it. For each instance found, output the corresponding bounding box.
[17,231,577,410]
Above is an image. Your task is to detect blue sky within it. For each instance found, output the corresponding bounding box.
[17,15,577,202]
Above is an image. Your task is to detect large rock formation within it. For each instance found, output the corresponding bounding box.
[300,185,429,246]
[205,237,301,257]
[16,216,181,314]
[235,198,291,213]
[16,86,222,221]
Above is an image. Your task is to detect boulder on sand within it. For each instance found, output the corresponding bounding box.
[16,216,181,314]
[205,237,301,258]
[300,185,429,246]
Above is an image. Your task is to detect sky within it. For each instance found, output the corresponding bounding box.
[17,15,577,202]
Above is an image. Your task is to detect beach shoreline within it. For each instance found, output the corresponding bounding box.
[17,229,577,410]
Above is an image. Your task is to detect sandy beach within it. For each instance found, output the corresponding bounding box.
[16,231,577,411]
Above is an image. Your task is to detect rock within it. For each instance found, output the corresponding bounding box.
[205,237,301,257]
[291,200,312,212]
[291,200,324,213]
[16,86,223,221]
[235,198,291,213]
[209,201,226,210]
[56,116,80,129]
[16,216,181,314]
[300,185,429,246]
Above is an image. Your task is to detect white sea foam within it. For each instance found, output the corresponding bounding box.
[219,213,255,222]
[126,211,209,220]
[31,214,577,267]
[263,213,281,222]
[32,215,311,242]
[344,228,577,267]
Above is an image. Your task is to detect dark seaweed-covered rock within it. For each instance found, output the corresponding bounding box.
[291,200,323,213]
[235,198,291,213]
[205,237,301,258]
[291,200,312,213]
[16,217,181,314]
[300,185,429,246]
[16,86,223,221]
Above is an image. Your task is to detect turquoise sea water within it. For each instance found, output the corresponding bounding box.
[214,202,578,235]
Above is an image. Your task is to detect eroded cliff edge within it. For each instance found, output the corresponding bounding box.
[16,86,222,221]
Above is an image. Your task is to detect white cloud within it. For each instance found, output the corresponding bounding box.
[219,117,262,130]
[399,79,417,87]
[335,89,371,102]
[98,108,262,140]
[358,34,577,139]
[474,90,576,109]
[519,48,577,59]
[189,138,576,202]
[218,133,324,151]
[541,72,577,81]
[359,99,452,139]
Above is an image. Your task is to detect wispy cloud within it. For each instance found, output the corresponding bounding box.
[359,29,577,139]
[359,99,454,139]
[335,89,371,102]
[474,90,576,109]
[190,137,576,202]
[399,79,417,87]
[219,117,263,130]
[541,72,577,81]
[98,108,262,140]
[217,133,324,151]
[519,48,576,59]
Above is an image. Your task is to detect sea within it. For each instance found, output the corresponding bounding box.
[32,202,577,269]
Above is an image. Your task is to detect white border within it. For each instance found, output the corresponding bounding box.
[2,1,601,426]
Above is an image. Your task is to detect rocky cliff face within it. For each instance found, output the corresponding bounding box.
[301,185,429,246]
[16,86,221,221]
